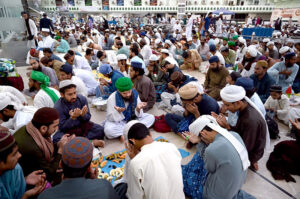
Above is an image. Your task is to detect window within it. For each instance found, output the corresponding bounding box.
[254,0,259,5]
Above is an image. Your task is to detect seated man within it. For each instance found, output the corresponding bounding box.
[42,48,63,62]
[104,77,155,141]
[117,122,185,199]
[204,56,229,100]
[235,77,266,116]
[197,37,210,61]
[180,49,202,70]
[161,57,181,82]
[237,47,259,77]
[116,40,130,58]
[165,84,219,134]
[53,80,105,147]
[55,36,70,53]
[212,85,268,171]
[116,54,129,77]
[182,115,254,199]
[0,85,27,106]
[0,130,47,199]
[30,57,59,88]
[38,137,119,199]
[29,71,60,109]
[130,61,156,112]
[220,46,236,68]
[250,60,275,103]
[59,64,88,97]
[40,56,64,78]
[14,108,71,184]
[37,28,54,50]
[85,48,99,70]
[96,64,123,99]
[160,71,200,115]
[268,52,299,92]
[64,52,91,72]
[0,94,36,133]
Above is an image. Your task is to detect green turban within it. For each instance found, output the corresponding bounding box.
[228,41,236,47]
[30,71,59,104]
[223,37,228,42]
[232,35,238,40]
[55,36,61,40]
[115,77,133,92]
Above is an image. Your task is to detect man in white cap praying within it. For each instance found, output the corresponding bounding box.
[211,85,268,171]
[266,41,279,60]
[37,28,55,50]
[181,115,254,199]
[237,46,259,77]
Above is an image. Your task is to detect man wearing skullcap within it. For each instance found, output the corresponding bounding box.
[14,107,71,184]
[0,129,47,199]
[0,93,36,134]
[266,41,279,60]
[55,35,70,53]
[204,56,229,100]
[37,27,55,50]
[165,83,219,134]
[180,49,202,70]
[212,85,268,171]
[139,39,152,66]
[235,77,266,116]
[268,52,299,92]
[59,64,88,97]
[220,46,236,68]
[29,57,59,87]
[232,35,238,41]
[116,53,129,77]
[96,63,123,99]
[236,38,248,62]
[53,81,105,147]
[130,62,156,112]
[160,56,181,82]
[139,31,150,45]
[227,41,236,50]
[104,77,155,141]
[181,115,253,199]
[116,122,185,199]
[208,44,226,66]
[237,46,259,77]
[250,60,275,103]
[26,48,42,65]
[38,137,119,199]
[29,71,60,109]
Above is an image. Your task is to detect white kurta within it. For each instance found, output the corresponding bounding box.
[251,93,266,116]
[73,69,98,95]
[26,51,44,65]
[71,76,88,97]
[33,87,60,109]
[0,86,27,105]
[38,35,55,49]
[240,62,256,77]
[74,55,92,71]
[216,19,223,36]
[140,45,152,66]
[186,17,193,38]
[104,92,155,139]
[25,19,38,49]
[126,141,185,199]
[235,46,248,63]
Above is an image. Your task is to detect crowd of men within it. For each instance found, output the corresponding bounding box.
[0,10,300,199]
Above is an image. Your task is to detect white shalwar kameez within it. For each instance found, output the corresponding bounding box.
[186,17,193,39]
[33,87,60,109]
[73,69,98,95]
[74,55,92,71]
[38,35,55,49]
[104,92,155,139]
[0,86,27,105]
[71,75,88,97]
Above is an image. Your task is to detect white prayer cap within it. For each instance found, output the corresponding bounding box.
[41,28,50,32]
[220,85,246,103]
[149,54,158,61]
[214,38,220,45]
[272,32,276,37]
[161,49,169,54]
[116,54,127,61]
[155,38,161,45]
[247,46,258,57]
[123,120,140,140]
[279,46,290,54]
[187,13,192,15]
[238,37,246,44]
[187,37,192,42]
[266,41,274,47]
[219,12,223,15]
[165,40,172,46]
[59,80,75,89]
[182,33,186,36]
[276,32,281,36]
[286,38,294,44]
[137,38,142,43]
[153,28,157,32]
[189,115,218,136]
[158,28,162,31]
[0,93,11,110]
[262,38,270,43]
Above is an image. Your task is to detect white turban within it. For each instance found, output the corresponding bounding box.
[149,54,158,61]
[155,38,161,45]
[161,49,169,54]
[220,85,246,103]
[165,40,172,46]
[263,38,270,43]
[0,93,11,110]
[247,46,258,57]
[189,115,250,170]
[279,46,290,54]
[286,38,294,44]
[214,38,220,45]
[116,54,127,61]
[123,120,140,140]
[266,41,274,47]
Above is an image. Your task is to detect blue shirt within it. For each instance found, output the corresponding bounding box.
[56,39,70,53]
[196,94,220,115]
[268,61,299,92]
[250,73,275,103]
[50,54,63,62]
[204,17,211,30]
[0,164,26,199]
[109,70,124,93]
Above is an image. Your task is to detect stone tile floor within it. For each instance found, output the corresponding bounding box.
[17,65,300,199]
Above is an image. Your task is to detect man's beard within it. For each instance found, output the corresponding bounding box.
[33,66,42,72]
[211,66,220,72]
[29,85,36,92]
[287,62,294,68]
[122,95,132,102]
[1,114,11,122]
